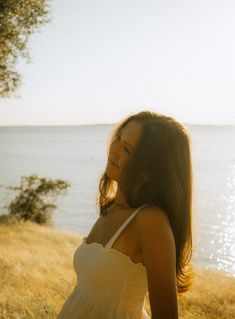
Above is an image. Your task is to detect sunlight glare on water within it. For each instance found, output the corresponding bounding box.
[213,163,235,277]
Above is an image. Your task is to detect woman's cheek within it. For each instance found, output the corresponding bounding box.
[119,153,129,169]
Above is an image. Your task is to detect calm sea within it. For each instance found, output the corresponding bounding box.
[0,124,234,277]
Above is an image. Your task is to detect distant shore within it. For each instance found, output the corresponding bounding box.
[0,221,234,319]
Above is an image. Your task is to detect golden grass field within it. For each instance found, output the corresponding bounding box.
[0,221,234,319]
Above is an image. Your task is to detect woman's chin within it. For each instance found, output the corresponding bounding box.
[105,166,118,181]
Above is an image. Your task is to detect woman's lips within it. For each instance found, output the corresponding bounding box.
[109,158,119,168]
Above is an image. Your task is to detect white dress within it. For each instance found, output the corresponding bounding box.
[57,203,151,319]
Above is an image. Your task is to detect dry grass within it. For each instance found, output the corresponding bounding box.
[0,222,234,319]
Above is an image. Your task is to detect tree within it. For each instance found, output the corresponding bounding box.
[0,174,71,225]
[0,0,51,97]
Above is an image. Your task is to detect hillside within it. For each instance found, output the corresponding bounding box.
[0,222,234,319]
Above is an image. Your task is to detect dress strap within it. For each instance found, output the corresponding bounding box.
[105,203,151,249]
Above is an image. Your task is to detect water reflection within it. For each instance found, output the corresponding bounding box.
[212,163,235,276]
[193,162,235,277]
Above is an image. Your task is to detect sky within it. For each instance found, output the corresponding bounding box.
[0,0,235,126]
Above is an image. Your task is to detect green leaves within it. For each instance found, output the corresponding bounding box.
[1,174,70,225]
[0,0,51,97]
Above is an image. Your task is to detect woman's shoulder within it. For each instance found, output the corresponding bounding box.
[136,204,176,268]
[137,204,169,224]
[136,204,173,243]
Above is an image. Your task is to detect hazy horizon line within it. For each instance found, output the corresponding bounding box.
[0,123,235,127]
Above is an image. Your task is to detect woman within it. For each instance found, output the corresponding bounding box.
[57,110,193,319]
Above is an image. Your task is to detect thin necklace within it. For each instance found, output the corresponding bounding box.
[112,201,130,209]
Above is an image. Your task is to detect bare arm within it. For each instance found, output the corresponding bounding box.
[136,206,178,319]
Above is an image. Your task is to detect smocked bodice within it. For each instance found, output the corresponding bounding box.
[57,203,151,319]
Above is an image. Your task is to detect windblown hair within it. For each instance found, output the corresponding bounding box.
[97,110,194,296]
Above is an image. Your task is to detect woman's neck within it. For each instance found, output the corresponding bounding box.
[114,187,129,208]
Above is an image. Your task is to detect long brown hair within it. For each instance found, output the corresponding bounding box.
[97,110,194,296]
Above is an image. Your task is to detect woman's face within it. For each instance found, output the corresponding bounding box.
[105,120,143,182]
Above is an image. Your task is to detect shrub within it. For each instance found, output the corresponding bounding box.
[0,174,70,225]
